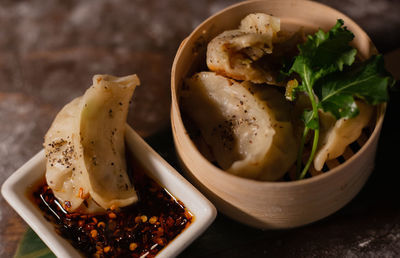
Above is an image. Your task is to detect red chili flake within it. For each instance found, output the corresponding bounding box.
[155,238,164,246]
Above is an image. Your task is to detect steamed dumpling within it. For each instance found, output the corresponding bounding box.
[313,101,373,171]
[44,74,140,213]
[181,72,297,181]
[206,13,280,84]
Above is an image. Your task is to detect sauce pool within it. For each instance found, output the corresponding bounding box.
[31,158,193,258]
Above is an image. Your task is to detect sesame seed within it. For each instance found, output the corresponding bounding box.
[149,216,158,224]
[91,230,98,238]
[129,243,138,251]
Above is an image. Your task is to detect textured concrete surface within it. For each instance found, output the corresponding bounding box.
[1,0,400,257]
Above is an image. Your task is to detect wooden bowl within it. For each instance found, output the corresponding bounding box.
[170,0,385,229]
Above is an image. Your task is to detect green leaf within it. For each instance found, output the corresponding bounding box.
[315,55,390,119]
[14,228,55,258]
[282,19,393,179]
[283,19,392,179]
[289,19,357,88]
[318,94,359,118]
[302,110,319,130]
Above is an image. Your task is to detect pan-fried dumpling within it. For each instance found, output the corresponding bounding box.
[206,13,280,84]
[181,72,297,181]
[44,74,140,213]
[313,101,373,171]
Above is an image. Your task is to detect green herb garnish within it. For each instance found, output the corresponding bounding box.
[285,19,393,179]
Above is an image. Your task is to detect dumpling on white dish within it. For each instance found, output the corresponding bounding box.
[313,100,373,171]
[181,72,297,181]
[206,13,280,84]
[44,74,140,213]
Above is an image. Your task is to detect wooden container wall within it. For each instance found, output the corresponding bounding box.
[170,0,385,229]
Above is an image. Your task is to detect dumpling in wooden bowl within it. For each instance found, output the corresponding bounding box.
[181,72,298,181]
[314,100,373,171]
[206,13,281,85]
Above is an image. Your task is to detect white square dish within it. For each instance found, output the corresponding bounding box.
[1,125,216,258]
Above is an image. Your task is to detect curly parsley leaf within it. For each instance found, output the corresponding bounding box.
[315,55,391,119]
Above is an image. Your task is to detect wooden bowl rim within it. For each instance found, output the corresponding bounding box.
[171,0,385,188]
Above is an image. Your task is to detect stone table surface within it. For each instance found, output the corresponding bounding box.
[1,0,400,257]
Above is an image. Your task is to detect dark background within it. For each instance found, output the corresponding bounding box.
[1,0,400,257]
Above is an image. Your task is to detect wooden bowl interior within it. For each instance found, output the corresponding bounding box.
[173,0,375,100]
